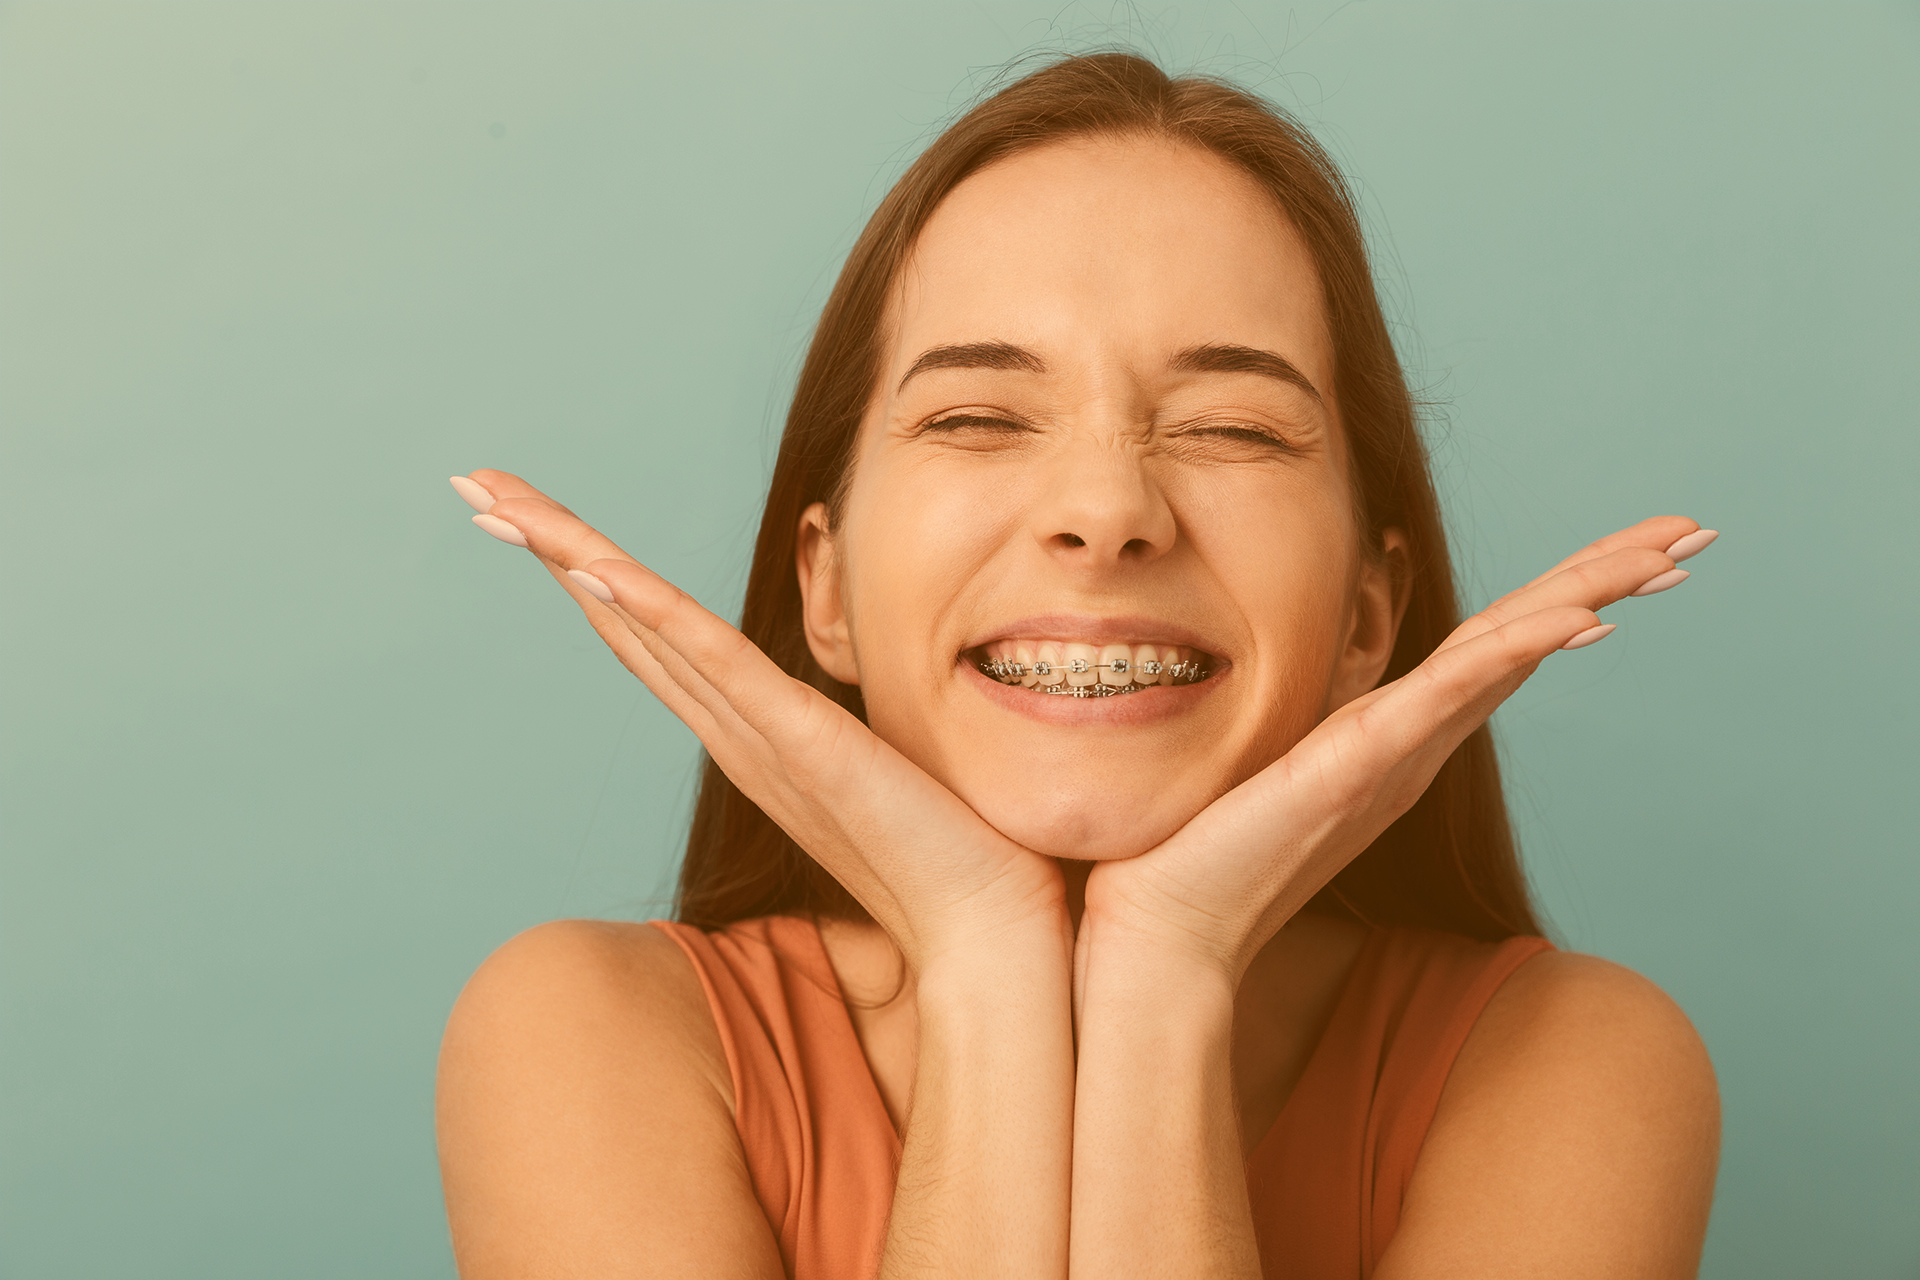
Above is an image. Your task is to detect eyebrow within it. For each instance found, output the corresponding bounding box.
[895,338,1323,402]
[897,341,1046,391]
[1169,343,1323,403]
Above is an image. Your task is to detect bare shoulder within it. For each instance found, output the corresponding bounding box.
[437,920,781,1280]
[440,918,728,1107]
[1378,951,1721,1279]
[1460,950,1718,1102]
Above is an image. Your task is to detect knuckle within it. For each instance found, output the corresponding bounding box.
[657,584,702,628]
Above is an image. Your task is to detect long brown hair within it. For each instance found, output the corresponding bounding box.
[674,52,1542,942]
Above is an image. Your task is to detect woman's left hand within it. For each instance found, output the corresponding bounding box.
[1079,516,1710,987]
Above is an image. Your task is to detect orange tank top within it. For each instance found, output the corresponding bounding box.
[652,916,1550,1280]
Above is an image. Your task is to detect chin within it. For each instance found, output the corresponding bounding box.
[964,784,1195,861]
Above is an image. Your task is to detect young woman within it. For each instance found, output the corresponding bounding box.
[435,53,1720,1279]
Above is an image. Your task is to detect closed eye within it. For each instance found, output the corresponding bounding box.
[1198,425,1285,446]
[1178,423,1300,452]
[921,413,1034,434]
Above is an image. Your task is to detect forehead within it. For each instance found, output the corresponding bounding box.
[887,134,1330,378]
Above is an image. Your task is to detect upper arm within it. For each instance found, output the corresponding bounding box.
[1377,952,1721,1280]
[435,920,785,1280]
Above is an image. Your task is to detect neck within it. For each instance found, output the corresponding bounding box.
[1062,859,1093,932]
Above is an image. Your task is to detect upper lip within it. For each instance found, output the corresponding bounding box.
[960,614,1228,658]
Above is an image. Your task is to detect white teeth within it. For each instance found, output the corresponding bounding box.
[1034,642,1065,686]
[971,638,1212,694]
[1063,643,1099,687]
[1129,643,1156,685]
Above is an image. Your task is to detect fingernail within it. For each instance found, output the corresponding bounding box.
[568,569,615,603]
[471,513,528,547]
[1632,568,1689,597]
[1562,623,1616,650]
[1664,528,1718,563]
[449,475,494,513]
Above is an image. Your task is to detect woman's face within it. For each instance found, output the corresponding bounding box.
[799,135,1403,861]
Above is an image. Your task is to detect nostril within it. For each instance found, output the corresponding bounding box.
[1060,533,1086,548]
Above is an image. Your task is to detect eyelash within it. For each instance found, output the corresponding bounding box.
[918,415,1296,452]
[922,413,1033,434]
[1186,424,1292,449]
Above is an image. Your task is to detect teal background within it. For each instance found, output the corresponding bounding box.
[2,2,1914,1275]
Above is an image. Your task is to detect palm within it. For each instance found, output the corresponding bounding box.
[462,471,1703,987]
[1083,514,1709,980]
[464,470,1066,970]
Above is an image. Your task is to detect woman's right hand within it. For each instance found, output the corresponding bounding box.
[451,470,1079,1279]
[457,469,1069,973]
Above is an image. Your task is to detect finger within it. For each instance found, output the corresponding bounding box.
[529,557,728,741]
[559,579,824,855]
[536,555,784,773]
[575,555,936,852]
[1444,513,1720,656]
[1346,604,1606,788]
[584,556,821,740]
[463,487,669,662]
[468,485,817,772]
[1417,604,1607,723]
[1518,515,1706,591]
[451,477,655,628]
[464,469,580,517]
[576,560,1024,946]
[462,484,766,731]
[453,478,1019,939]
[450,477,748,744]
[1663,527,1719,563]
[1439,543,1671,654]
[1174,604,1603,954]
[454,470,587,545]
[448,474,496,513]
[468,503,818,798]
[484,494,637,575]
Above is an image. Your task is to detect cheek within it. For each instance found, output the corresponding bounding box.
[1194,486,1358,710]
[837,466,1013,700]
[842,459,1027,635]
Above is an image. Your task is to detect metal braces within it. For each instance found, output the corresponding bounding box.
[978,656,1209,685]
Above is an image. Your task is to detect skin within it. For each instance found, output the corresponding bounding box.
[802,135,1382,861]
[436,136,1721,1278]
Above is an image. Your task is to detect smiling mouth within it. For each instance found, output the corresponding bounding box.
[968,640,1216,697]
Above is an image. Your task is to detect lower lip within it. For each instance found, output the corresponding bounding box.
[960,658,1226,726]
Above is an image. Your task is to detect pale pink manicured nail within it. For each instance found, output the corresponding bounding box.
[471,513,528,547]
[568,569,615,603]
[449,475,494,513]
[1561,623,1616,650]
[1632,568,1689,597]
[1664,528,1719,563]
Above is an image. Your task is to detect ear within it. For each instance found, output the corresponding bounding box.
[796,501,861,685]
[1328,527,1411,711]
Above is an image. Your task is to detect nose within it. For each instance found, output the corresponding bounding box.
[1026,437,1176,571]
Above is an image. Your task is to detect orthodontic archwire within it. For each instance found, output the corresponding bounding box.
[978,655,1210,684]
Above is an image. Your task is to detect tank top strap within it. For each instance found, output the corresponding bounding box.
[651,917,899,1280]
[1246,925,1552,1279]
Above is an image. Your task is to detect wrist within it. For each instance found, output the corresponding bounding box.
[1078,919,1238,1019]
[893,854,1072,979]
[1078,881,1248,985]
[912,913,1074,1011]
